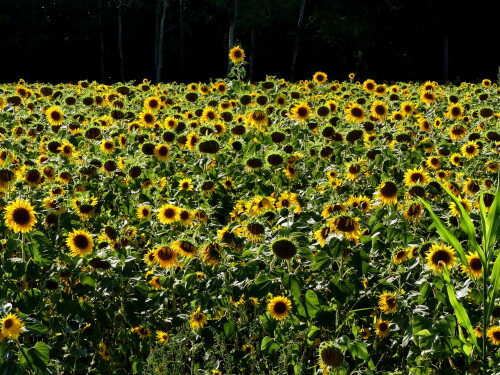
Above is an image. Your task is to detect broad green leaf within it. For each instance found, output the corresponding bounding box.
[223,321,236,339]
[442,265,480,353]
[304,290,320,319]
[18,342,50,374]
[349,340,370,360]
[261,336,280,356]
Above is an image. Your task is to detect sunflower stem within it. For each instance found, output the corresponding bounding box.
[16,339,35,374]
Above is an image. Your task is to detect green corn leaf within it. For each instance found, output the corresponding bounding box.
[486,182,500,255]
[442,265,480,353]
[438,182,485,264]
[486,251,500,321]
[479,194,489,251]
[419,197,467,267]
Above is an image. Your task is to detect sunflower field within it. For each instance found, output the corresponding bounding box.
[1,48,500,375]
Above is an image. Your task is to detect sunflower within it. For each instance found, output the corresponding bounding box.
[450,153,462,167]
[425,156,441,170]
[201,243,222,267]
[486,161,499,173]
[329,215,362,241]
[370,100,389,121]
[345,162,363,180]
[100,139,115,154]
[378,293,397,314]
[400,101,415,116]
[131,326,150,339]
[66,229,94,257]
[276,192,302,213]
[374,319,391,337]
[360,328,370,340]
[154,144,170,160]
[178,178,193,192]
[4,199,37,233]
[171,240,198,257]
[445,103,464,120]
[271,238,297,259]
[420,91,436,104]
[177,209,194,226]
[375,181,398,205]
[460,252,482,278]
[461,141,480,159]
[487,326,500,345]
[463,178,481,196]
[403,202,423,222]
[426,243,456,273]
[144,96,162,111]
[313,71,328,84]
[290,101,311,122]
[449,197,471,217]
[190,307,207,329]
[185,132,200,151]
[362,79,377,92]
[404,168,429,186]
[201,106,219,123]
[154,245,177,268]
[246,109,269,127]
[1,313,24,339]
[45,106,64,126]
[313,227,330,247]
[317,342,348,373]
[448,125,467,141]
[139,110,156,127]
[229,45,245,63]
[393,249,408,264]
[156,331,169,344]
[268,296,292,320]
[247,195,275,216]
[158,204,179,224]
[344,103,365,123]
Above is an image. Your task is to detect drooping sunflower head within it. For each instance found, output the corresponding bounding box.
[426,243,456,273]
[268,296,292,320]
[4,199,37,233]
[317,342,347,373]
[201,243,222,267]
[172,239,198,257]
[271,238,297,259]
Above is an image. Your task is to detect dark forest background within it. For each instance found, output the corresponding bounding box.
[1,0,499,85]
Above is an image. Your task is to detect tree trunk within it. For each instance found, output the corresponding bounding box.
[179,0,185,81]
[118,0,125,81]
[97,0,105,83]
[290,0,306,82]
[249,26,257,81]
[154,0,161,82]
[227,0,239,74]
[155,0,168,83]
[443,34,449,83]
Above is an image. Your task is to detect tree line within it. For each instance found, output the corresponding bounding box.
[0,0,497,84]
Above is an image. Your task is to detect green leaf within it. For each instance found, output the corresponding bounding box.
[261,336,280,356]
[414,329,432,337]
[486,182,500,253]
[304,290,320,318]
[442,265,480,353]
[18,342,50,374]
[349,340,369,360]
[223,321,236,339]
[486,251,500,321]
[0,361,25,375]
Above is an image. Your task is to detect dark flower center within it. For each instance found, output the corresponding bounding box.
[273,301,287,314]
[13,208,30,225]
[73,234,89,249]
[431,249,451,265]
